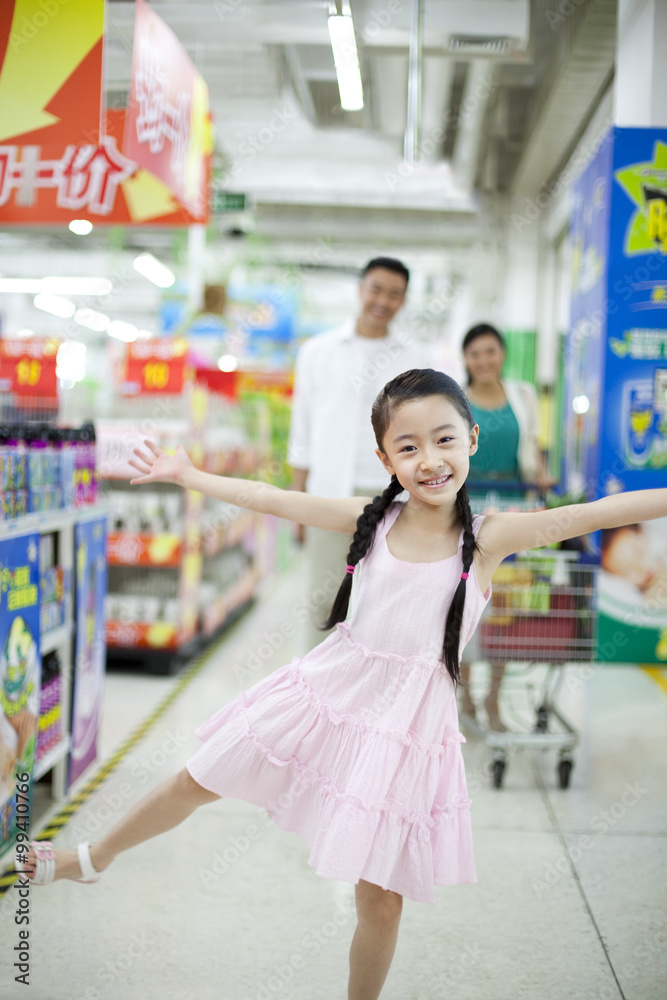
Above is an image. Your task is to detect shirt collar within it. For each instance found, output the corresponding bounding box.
[340,317,400,342]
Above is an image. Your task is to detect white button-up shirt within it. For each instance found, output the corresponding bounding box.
[288,319,435,497]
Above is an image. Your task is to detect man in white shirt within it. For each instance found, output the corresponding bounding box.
[288,257,435,651]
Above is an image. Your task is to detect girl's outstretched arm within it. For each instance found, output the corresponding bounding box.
[129,441,370,534]
[478,488,667,566]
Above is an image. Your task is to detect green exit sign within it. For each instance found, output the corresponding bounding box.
[211,191,247,213]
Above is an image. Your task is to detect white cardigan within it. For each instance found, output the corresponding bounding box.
[500,378,542,482]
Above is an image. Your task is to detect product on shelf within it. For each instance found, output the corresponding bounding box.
[0,421,99,521]
[109,489,183,534]
[37,651,62,760]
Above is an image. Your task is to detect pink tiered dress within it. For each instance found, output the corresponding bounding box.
[187,502,491,903]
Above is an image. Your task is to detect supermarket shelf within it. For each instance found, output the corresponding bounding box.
[34,736,71,781]
[40,622,73,655]
[201,566,259,636]
[0,507,77,537]
[108,531,182,566]
[0,503,109,538]
[106,619,179,649]
[203,514,255,558]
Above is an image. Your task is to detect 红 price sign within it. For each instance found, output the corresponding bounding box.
[121,337,189,395]
[0,338,59,401]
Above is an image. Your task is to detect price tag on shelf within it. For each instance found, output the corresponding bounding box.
[0,338,59,400]
[120,337,190,395]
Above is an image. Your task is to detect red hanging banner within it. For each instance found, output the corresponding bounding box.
[119,338,190,396]
[0,337,59,400]
[124,0,211,220]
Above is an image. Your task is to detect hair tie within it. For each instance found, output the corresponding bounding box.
[346,564,355,575]
[460,571,469,581]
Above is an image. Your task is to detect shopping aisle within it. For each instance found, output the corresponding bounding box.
[1,548,666,1000]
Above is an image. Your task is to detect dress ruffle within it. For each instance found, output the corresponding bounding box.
[187,501,487,904]
[187,652,476,903]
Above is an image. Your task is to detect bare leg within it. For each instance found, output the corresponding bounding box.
[485,663,507,731]
[458,661,476,718]
[348,880,403,1000]
[24,768,219,881]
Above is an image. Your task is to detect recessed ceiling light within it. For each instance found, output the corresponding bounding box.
[69,220,93,236]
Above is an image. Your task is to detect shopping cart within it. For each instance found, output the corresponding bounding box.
[462,482,598,789]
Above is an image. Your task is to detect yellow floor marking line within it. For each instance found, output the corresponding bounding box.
[0,621,244,896]
[642,665,667,696]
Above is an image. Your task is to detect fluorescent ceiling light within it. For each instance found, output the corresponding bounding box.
[0,277,111,295]
[133,253,176,288]
[34,293,76,318]
[43,276,111,295]
[16,329,35,338]
[107,320,139,342]
[56,341,87,382]
[69,219,93,236]
[217,354,238,372]
[328,14,364,111]
[75,307,110,332]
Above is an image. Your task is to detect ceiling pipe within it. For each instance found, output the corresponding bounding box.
[403,0,424,164]
[451,61,495,192]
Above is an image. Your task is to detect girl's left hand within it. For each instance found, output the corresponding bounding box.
[129,440,193,486]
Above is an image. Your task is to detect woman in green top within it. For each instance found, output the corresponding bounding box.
[460,323,553,730]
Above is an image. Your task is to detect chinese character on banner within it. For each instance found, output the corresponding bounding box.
[0,138,136,215]
[124,0,211,218]
[119,338,190,396]
[0,338,59,401]
[0,115,208,227]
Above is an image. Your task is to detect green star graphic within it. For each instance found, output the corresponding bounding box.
[614,140,667,254]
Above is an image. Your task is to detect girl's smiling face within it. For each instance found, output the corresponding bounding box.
[376,395,478,505]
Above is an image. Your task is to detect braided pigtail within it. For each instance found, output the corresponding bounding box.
[442,483,478,684]
[321,475,404,630]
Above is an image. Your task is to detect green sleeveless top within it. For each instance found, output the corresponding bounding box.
[468,400,520,479]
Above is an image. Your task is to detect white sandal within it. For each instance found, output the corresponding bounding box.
[19,841,102,885]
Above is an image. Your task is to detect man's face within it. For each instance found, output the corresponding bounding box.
[358,267,407,327]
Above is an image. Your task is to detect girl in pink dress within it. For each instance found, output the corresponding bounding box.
[22,370,667,1000]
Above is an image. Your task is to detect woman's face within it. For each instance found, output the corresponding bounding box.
[463,333,505,385]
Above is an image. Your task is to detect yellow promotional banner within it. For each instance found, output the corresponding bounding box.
[0,0,104,145]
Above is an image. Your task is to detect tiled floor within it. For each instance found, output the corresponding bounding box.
[1,549,666,1000]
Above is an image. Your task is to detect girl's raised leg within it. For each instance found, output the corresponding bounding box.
[348,879,403,1000]
[23,768,219,881]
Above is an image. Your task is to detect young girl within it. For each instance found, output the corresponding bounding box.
[21,369,667,1000]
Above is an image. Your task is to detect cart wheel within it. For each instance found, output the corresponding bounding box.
[492,757,506,789]
[534,705,549,733]
[557,757,573,789]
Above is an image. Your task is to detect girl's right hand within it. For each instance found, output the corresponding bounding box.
[129,440,193,486]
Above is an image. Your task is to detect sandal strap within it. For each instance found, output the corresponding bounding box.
[77,842,101,883]
[31,841,55,884]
